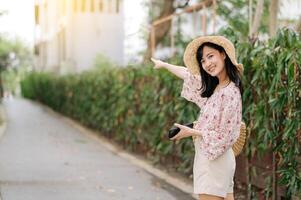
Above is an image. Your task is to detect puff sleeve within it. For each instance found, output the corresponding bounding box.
[200,91,242,160]
[180,69,207,109]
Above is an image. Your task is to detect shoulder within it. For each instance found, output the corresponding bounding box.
[184,69,201,81]
[182,70,202,90]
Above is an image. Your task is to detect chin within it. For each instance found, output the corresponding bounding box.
[211,69,223,77]
[209,71,218,77]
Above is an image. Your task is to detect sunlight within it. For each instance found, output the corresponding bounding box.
[0,0,35,45]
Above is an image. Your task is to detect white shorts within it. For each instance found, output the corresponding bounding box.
[193,137,236,198]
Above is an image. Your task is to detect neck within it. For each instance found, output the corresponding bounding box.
[217,69,230,86]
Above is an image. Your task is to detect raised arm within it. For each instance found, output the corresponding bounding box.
[151,58,187,80]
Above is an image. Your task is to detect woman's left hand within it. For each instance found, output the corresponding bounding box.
[170,123,200,141]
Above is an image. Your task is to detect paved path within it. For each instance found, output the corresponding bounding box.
[0,98,194,200]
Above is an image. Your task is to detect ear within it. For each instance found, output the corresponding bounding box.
[221,52,226,60]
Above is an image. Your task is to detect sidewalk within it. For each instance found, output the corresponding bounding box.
[0,98,196,200]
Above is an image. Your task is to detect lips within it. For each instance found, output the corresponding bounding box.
[209,67,215,72]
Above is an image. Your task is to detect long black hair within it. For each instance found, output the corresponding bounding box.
[196,42,243,98]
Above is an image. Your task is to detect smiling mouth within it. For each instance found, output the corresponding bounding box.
[209,67,215,72]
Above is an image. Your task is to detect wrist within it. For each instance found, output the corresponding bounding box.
[161,62,169,69]
[190,128,202,137]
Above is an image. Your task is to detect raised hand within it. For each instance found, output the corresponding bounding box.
[150,57,166,70]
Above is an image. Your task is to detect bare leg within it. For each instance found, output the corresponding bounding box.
[198,194,224,200]
[225,193,234,200]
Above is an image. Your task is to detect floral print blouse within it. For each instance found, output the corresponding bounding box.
[181,69,242,160]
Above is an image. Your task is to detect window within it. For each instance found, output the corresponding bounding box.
[116,0,120,13]
[44,3,48,32]
[99,0,103,12]
[91,0,95,12]
[62,0,66,15]
[81,0,86,12]
[108,0,112,13]
[34,44,39,55]
[73,0,78,12]
[35,5,39,24]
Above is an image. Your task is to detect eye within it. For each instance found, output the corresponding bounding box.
[208,55,213,59]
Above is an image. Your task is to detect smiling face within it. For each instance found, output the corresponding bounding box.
[200,45,226,77]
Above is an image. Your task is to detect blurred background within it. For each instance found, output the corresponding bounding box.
[0,0,300,199]
[0,0,300,76]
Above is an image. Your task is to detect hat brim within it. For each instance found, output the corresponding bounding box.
[183,36,244,76]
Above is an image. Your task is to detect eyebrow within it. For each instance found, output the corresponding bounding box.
[201,51,214,60]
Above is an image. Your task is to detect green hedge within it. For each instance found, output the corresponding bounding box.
[21,65,199,174]
[21,28,300,198]
[237,29,301,197]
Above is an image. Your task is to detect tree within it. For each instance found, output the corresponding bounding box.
[250,0,264,38]
[296,16,301,35]
[0,36,32,98]
[143,0,189,62]
[217,0,272,41]
[268,0,279,37]
[217,0,250,40]
[143,0,177,63]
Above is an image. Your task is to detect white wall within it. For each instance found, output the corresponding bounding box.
[70,12,124,71]
[35,0,124,73]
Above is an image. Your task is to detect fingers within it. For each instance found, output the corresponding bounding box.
[170,123,185,141]
[151,57,159,64]
[170,136,176,141]
[170,123,193,142]
[150,57,156,62]
[150,57,160,69]
[174,123,186,129]
[171,124,184,141]
[170,134,180,141]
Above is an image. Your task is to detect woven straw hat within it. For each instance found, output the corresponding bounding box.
[183,35,244,76]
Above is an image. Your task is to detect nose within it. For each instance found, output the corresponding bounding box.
[203,59,212,70]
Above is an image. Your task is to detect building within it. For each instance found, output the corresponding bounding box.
[34,0,124,73]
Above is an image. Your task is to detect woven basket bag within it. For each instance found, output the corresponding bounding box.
[232,121,247,156]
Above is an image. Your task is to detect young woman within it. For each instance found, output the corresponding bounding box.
[151,36,243,200]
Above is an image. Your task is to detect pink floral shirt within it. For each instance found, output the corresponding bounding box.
[181,69,242,160]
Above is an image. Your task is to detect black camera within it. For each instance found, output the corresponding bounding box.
[168,123,194,139]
